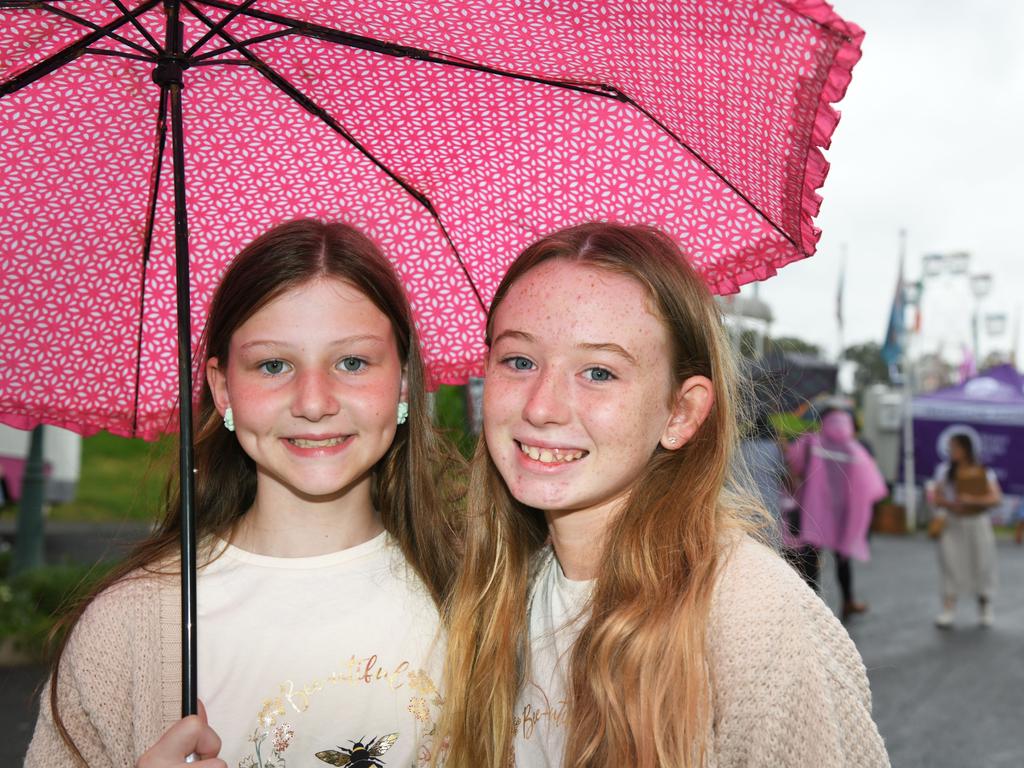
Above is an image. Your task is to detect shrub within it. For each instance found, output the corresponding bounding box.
[0,560,115,661]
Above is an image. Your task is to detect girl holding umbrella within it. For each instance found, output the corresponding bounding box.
[27,220,463,767]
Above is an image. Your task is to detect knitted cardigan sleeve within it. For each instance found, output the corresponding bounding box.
[25,573,177,768]
[709,537,890,768]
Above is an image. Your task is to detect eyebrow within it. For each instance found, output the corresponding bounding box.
[491,329,535,346]
[577,342,638,366]
[491,330,638,366]
[238,334,387,351]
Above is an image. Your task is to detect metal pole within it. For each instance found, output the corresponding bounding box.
[972,302,980,364]
[12,425,46,574]
[899,229,916,531]
[155,0,197,720]
[902,343,916,531]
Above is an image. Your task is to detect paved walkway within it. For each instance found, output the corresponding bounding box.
[833,534,1024,768]
[2,528,1022,765]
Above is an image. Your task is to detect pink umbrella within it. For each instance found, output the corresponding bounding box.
[0,0,863,715]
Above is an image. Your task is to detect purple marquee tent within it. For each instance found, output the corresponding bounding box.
[912,364,1024,494]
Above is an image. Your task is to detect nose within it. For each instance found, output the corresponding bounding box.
[291,368,340,421]
[522,367,571,427]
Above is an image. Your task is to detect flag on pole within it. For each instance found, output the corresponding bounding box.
[880,255,905,372]
[959,344,977,384]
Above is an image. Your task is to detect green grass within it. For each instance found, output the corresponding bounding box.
[47,432,172,523]
[0,432,167,524]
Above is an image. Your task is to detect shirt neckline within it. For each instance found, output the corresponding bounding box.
[211,529,389,570]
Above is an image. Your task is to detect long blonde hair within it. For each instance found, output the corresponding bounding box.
[439,222,758,767]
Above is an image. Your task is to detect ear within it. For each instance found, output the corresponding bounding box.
[660,375,714,451]
[206,357,230,416]
[399,367,409,404]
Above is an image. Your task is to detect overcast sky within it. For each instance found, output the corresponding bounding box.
[748,0,1024,365]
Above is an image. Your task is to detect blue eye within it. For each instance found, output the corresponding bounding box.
[503,356,534,371]
[339,357,366,373]
[584,367,615,382]
[259,359,289,375]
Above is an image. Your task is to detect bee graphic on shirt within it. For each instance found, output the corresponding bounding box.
[315,732,399,767]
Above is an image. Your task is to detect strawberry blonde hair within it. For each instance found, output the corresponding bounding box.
[438,222,762,767]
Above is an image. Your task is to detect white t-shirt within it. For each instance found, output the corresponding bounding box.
[514,549,592,767]
[196,531,444,768]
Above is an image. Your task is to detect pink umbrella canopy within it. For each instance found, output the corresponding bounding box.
[0,0,864,440]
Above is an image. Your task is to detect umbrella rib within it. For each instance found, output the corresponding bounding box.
[105,0,164,53]
[184,0,259,57]
[85,47,158,63]
[192,28,297,62]
[133,87,171,436]
[1,0,163,97]
[194,0,618,101]
[189,58,252,67]
[185,1,797,249]
[604,85,798,251]
[180,0,487,313]
[39,1,156,57]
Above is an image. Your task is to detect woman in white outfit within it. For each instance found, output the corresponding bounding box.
[930,433,1001,628]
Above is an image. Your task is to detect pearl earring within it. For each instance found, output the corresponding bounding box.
[223,407,235,432]
[396,401,409,425]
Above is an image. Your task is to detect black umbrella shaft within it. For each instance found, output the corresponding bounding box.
[173,79,198,722]
[160,0,198,721]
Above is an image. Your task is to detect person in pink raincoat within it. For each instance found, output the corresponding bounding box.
[786,409,888,620]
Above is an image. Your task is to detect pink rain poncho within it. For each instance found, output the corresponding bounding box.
[787,411,887,561]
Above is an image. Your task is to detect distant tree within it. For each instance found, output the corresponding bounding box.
[738,329,761,358]
[981,351,1009,371]
[843,341,891,394]
[768,336,822,358]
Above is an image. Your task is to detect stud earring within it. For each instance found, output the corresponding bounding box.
[396,401,409,425]
[223,406,235,432]
[667,436,678,445]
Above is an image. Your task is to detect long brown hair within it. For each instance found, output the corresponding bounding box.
[439,222,759,767]
[50,219,463,762]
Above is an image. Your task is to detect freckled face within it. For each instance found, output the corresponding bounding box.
[484,260,676,517]
[207,278,403,505]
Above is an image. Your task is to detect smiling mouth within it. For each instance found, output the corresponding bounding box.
[517,441,588,464]
[287,436,349,448]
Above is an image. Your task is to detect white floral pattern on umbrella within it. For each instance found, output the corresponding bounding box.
[0,0,863,439]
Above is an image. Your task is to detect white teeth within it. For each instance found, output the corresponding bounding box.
[289,437,345,448]
[518,442,585,464]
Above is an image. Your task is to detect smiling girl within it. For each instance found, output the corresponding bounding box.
[439,223,888,767]
[27,220,462,768]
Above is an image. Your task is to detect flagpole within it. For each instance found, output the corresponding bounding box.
[899,229,916,531]
[836,244,846,366]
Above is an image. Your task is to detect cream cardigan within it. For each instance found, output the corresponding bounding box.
[26,538,889,767]
[25,572,181,768]
[706,537,889,766]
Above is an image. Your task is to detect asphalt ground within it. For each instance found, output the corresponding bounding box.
[2,526,1022,766]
